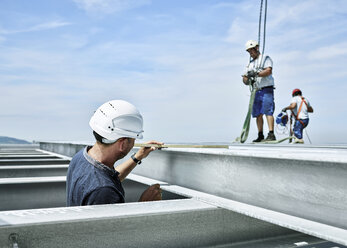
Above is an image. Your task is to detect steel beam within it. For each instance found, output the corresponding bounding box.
[128,146,347,230]
[0,151,43,155]
[0,165,69,178]
[0,177,66,211]
[0,199,300,248]
[0,155,60,159]
[38,142,347,246]
[126,174,347,246]
[0,177,187,211]
[0,159,70,165]
[0,144,39,149]
[0,173,344,247]
[39,142,89,157]
[0,150,41,154]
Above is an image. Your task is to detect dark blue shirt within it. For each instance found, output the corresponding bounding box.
[66,146,125,206]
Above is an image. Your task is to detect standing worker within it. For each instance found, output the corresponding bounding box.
[242,40,276,142]
[282,89,313,144]
[67,99,163,206]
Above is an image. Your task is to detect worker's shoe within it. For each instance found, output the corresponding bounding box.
[252,133,264,142]
[265,132,276,141]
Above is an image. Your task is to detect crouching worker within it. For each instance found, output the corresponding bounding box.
[67,99,163,206]
[282,89,313,144]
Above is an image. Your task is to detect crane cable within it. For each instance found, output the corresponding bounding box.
[235,0,268,143]
[258,0,267,69]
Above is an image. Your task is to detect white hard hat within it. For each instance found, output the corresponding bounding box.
[89,100,143,144]
[245,40,258,51]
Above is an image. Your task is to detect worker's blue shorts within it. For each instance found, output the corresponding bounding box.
[252,86,275,117]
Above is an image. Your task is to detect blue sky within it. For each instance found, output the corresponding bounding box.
[0,0,346,144]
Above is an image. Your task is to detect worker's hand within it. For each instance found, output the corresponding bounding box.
[242,75,250,85]
[139,184,162,202]
[247,70,257,78]
[135,140,164,161]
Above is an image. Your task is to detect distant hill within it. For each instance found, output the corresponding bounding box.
[0,136,31,144]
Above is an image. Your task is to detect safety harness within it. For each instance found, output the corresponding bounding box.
[291,96,308,126]
[251,55,270,90]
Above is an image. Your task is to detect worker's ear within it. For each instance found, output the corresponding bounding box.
[117,138,129,152]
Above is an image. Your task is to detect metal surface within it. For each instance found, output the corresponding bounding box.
[0,176,66,211]
[0,144,39,149]
[0,151,43,155]
[39,141,89,157]
[0,199,300,248]
[0,155,60,159]
[37,141,347,246]
[127,174,347,246]
[0,165,69,178]
[129,146,347,230]
[0,176,188,211]
[0,143,346,247]
[0,159,70,165]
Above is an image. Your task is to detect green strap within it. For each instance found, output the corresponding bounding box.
[134,144,229,149]
[235,85,257,143]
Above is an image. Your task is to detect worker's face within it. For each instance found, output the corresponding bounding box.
[127,138,135,149]
[124,138,135,155]
[247,47,259,59]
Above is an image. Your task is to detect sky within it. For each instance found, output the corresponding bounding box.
[0,0,346,144]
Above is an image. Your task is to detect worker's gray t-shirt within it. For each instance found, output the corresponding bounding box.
[245,54,274,89]
[66,146,125,206]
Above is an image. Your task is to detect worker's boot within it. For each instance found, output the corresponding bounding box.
[252,133,264,142]
[265,132,276,141]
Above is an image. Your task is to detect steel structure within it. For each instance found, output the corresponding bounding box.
[0,143,346,248]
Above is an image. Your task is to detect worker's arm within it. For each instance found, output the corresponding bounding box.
[116,140,163,182]
[307,106,314,113]
[257,67,272,77]
[282,102,297,112]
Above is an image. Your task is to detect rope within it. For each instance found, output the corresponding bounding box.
[257,0,267,70]
[258,0,263,45]
[305,128,312,144]
[262,0,267,58]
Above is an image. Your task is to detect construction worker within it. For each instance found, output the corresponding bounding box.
[242,40,276,142]
[282,89,313,144]
[66,100,163,206]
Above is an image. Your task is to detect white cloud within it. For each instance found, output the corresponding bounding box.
[0,21,71,35]
[226,17,257,45]
[27,21,71,32]
[73,0,151,15]
[308,42,347,60]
